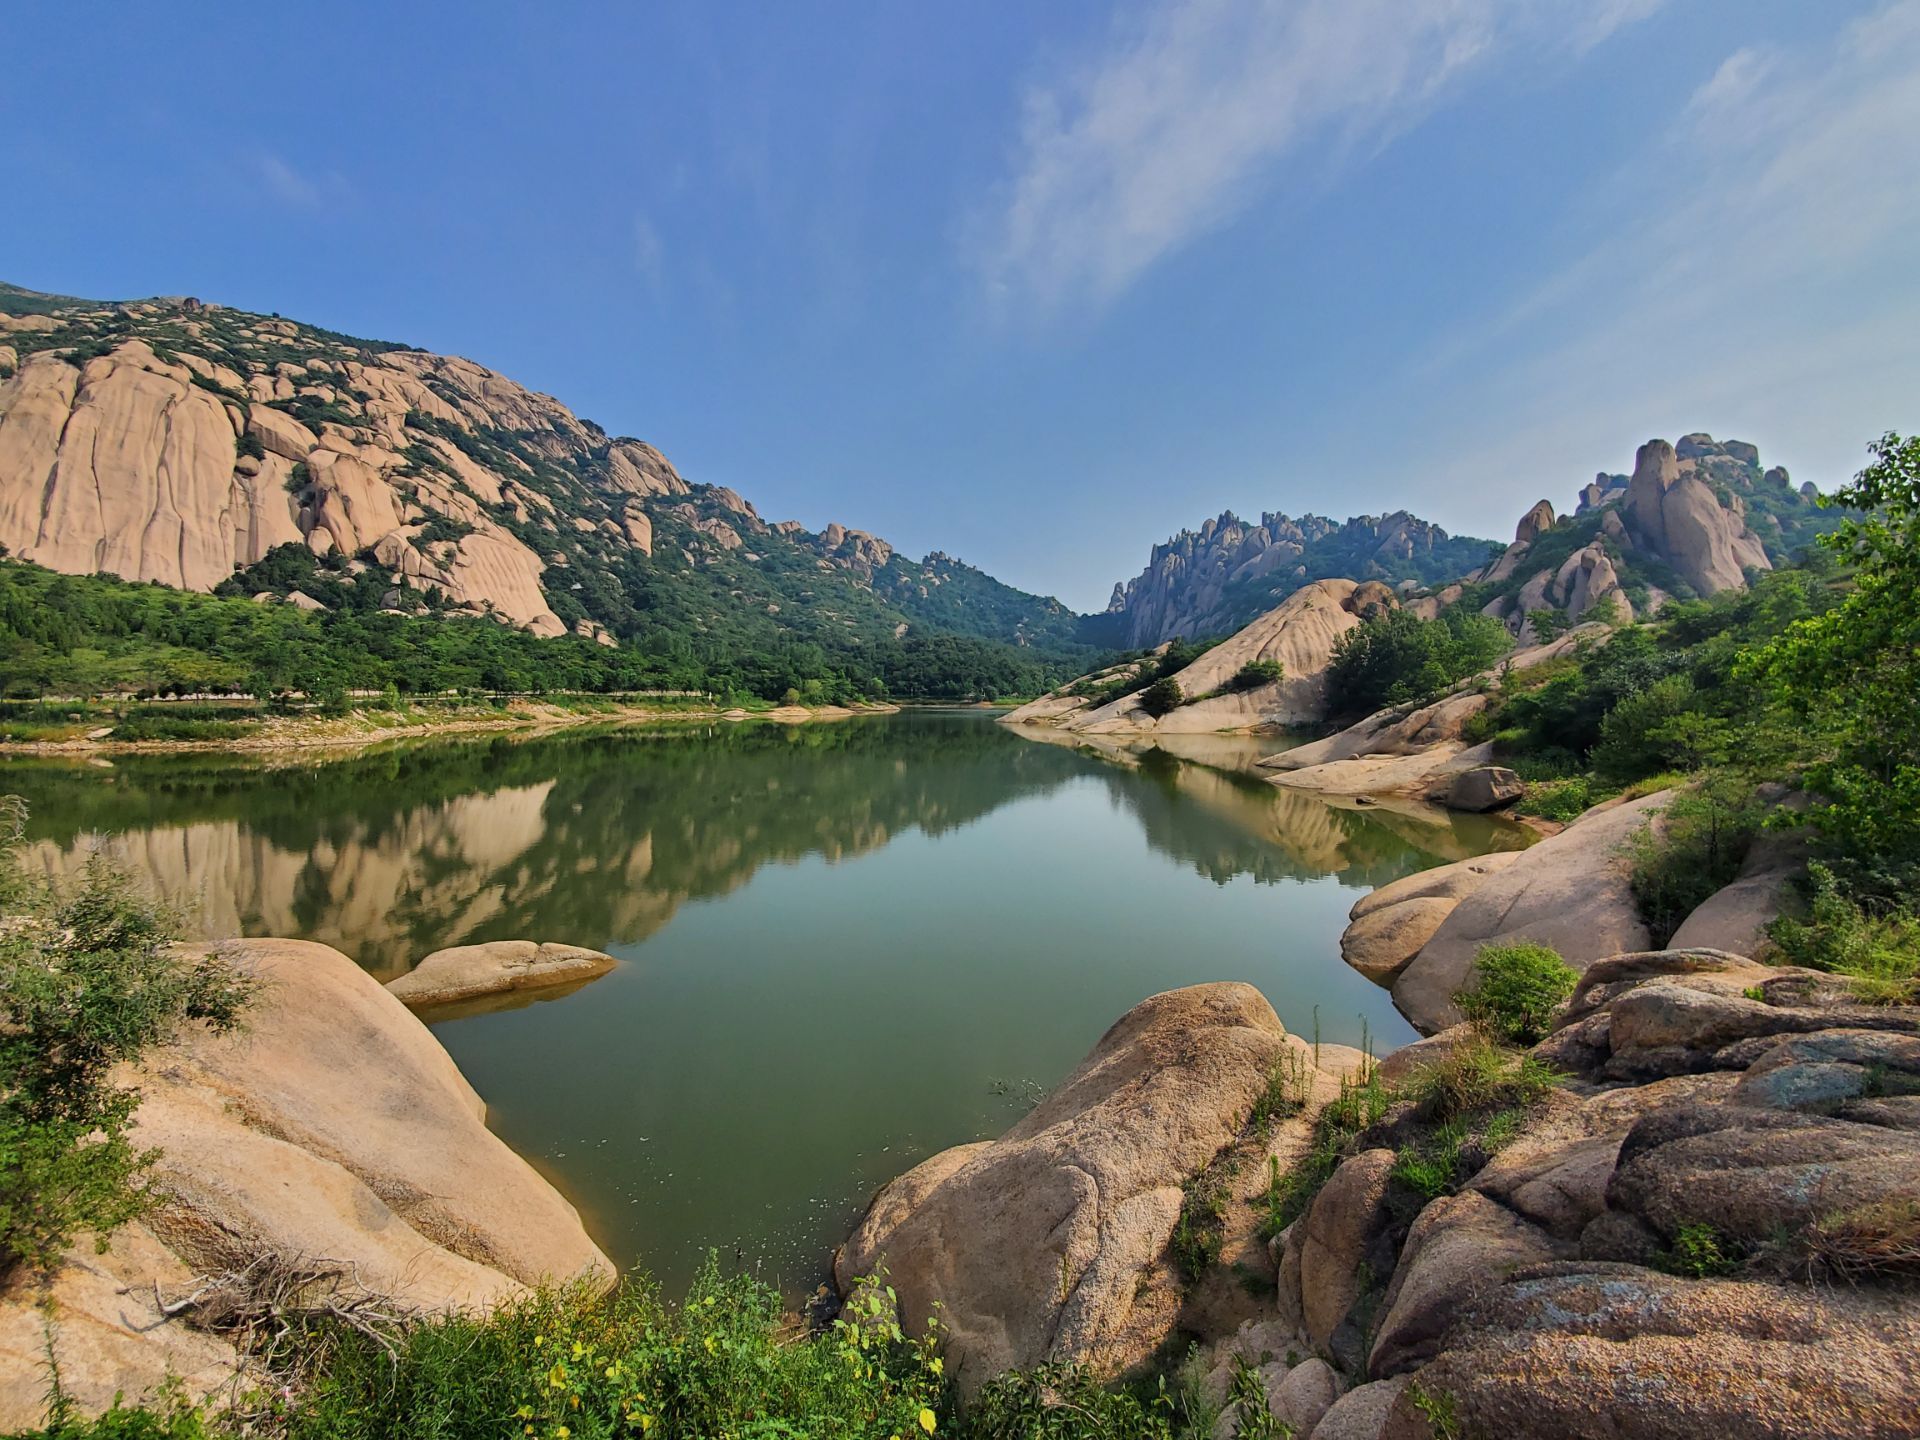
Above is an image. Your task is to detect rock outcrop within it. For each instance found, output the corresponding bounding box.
[1386,792,1669,1032]
[835,983,1357,1396]
[0,288,1078,653]
[0,938,612,1427]
[1621,438,1772,597]
[386,939,618,1009]
[1006,580,1393,737]
[1102,511,1494,649]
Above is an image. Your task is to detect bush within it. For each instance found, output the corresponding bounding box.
[265,1262,949,1440]
[1513,775,1598,822]
[1767,863,1919,1005]
[1224,659,1283,693]
[1137,677,1184,717]
[0,801,253,1276]
[1625,780,1762,947]
[1454,942,1578,1044]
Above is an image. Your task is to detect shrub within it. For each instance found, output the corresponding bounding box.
[1325,609,1509,722]
[1225,659,1283,693]
[1625,779,1761,947]
[1514,775,1597,822]
[1399,1031,1561,1123]
[1656,1222,1740,1278]
[1767,863,1919,1005]
[1454,942,1578,1044]
[0,801,254,1276]
[279,1261,948,1440]
[969,1361,1197,1439]
[1137,677,1184,717]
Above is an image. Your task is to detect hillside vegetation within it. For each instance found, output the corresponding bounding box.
[0,285,1102,702]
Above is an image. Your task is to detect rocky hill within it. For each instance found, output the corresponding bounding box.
[1465,433,1840,645]
[0,283,1090,687]
[1100,510,1497,649]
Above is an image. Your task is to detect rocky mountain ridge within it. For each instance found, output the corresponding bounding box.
[1102,509,1497,649]
[0,285,1084,669]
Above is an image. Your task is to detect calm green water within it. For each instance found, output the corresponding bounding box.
[2,711,1527,1293]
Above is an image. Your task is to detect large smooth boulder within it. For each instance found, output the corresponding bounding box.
[1390,793,1670,1034]
[1442,766,1521,814]
[1668,830,1805,955]
[1367,1192,1562,1378]
[1621,439,1772,597]
[1295,1150,1399,1359]
[386,939,617,1009]
[0,939,612,1426]
[1341,899,1456,984]
[835,984,1298,1394]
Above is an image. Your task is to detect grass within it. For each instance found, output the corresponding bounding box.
[1767,863,1920,1006]
[1801,1198,1920,1280]
[1655,1222,1742,1278]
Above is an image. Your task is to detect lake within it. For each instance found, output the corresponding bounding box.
[1,710,1529,1295]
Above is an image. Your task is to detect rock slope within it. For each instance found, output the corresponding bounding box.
[0,288,1081,657]
[1004,579,1396,735]
[0,937,612,1428]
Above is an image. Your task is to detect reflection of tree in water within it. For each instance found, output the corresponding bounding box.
[7,714,1524,977]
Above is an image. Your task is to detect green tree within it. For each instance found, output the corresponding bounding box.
[0,800,254,1276]
[1138,677,1184,716]
[1745,432,1920,884]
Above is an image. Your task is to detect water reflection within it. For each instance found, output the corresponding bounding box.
[1,712,1528,1290]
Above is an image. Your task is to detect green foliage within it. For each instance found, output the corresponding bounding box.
[1513,775,1598,822]
[1744,432,1920,887]
[1767,863,1919,1006]
[1625,780,1762,947]
[1454,942,1578,1044]
[1225,659,1283,693]
[1138,677,1184,717]
[968,1361,1201,1440]
[1257,1066,1391,1238]
[0,801,253,1276]
[1324,609,1508,722]
[1656,1222,1740,1278]
[1404,1380,1462,1440]
[1171,1169,1228,1278]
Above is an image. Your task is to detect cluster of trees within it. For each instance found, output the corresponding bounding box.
[1323,608,1511,722]
[0,556,1081,704]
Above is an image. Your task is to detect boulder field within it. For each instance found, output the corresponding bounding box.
[839,958,1920,1438]
[0,938,612,1429]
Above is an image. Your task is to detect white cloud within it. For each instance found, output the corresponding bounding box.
[1413,0,1920,511]
[633,213,666,293]
[973,0,1668,314]
[251,151,350,211]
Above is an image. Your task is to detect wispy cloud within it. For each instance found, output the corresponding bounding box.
[972,0,1666,315]
[632,213,666,294]
[251,150,350,211]
[1416,0,1920,507]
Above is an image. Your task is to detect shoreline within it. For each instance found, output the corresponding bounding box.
[0,697,903,758]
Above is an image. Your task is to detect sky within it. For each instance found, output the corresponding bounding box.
[5,1,1917,611]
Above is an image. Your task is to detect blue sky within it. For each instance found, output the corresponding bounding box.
[6,1,1917,610]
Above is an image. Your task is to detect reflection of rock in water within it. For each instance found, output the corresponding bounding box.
[13,717,1527,980]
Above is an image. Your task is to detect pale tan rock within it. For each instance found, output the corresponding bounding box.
[1298,1150,1398,1353]
[1668,831,1804,956]
[835,983,1298,1394]
[1443,766,1522,813]
[1309,1376,1407,1440]
[1622,439,1772,596]
[245,404,317,460]
[1342,898,1456,984]
[1390,792,1668,1034]
[387,939,617,1008]
[0,1224,245,1431]
[141,938,613,1291]
[1349,852,1520,922]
